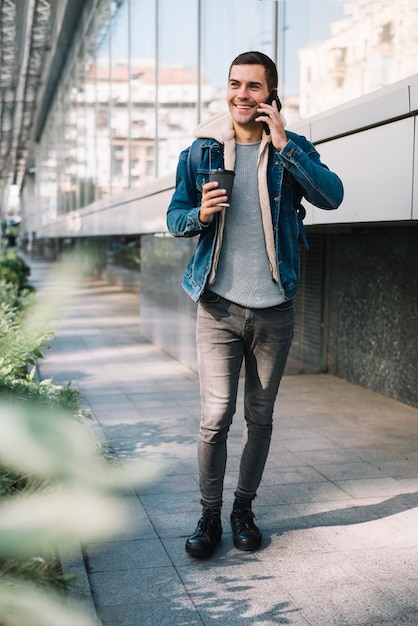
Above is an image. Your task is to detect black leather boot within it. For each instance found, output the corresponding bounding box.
[230,498,261,551]
[185,508,222,558]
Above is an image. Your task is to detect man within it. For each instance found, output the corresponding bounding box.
[167,51,343,558]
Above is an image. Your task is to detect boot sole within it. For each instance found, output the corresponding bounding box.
[185,539,221,558]
[233,535,262,551]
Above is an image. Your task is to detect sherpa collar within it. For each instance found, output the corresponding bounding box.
[194,112,279,284]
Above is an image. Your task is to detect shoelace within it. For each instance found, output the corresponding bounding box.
[199,512,220,532]
[234,508,257,529]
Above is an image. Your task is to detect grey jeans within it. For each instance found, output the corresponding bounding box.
[196,290,295,509]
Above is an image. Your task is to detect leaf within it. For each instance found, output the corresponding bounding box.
[0,579,98,626]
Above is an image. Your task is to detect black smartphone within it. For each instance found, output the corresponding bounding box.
[263,90,282,135]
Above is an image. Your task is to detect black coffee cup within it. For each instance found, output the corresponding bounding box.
[208,169,235,207]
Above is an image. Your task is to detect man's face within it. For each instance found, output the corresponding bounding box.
[227,64,270,130]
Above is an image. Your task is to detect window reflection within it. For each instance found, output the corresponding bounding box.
[129,0,156,186]
[36,0,418,220]
[96,0,112,200]
[110,0,130,195]
[84,19,98,206]
[294,0,418,118]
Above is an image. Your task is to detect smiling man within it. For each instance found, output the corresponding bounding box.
[167,51,344,558]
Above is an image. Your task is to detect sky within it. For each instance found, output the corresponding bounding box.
[111,0,346,96]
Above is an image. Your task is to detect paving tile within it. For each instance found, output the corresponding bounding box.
[268,480,351,504]
[145,509,202,539]
[375,459,418,478]
[280,435,338,452]
[292,448,363,465]
[246,496,298,527]
[261,464,328,486]
[262,552,408,625]
[134,472,198,496]
[85,538,172,572]
[335,476,412,498]
[315,516,414,551]
[313,461,387,481]
[94,496,157,541]
[90,566,185,607]
[255,526,335,557]
[98,601,204,626]
[177,560,310,624]
[342,546,418,581]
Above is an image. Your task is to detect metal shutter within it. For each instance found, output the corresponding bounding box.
[286,234,325,374]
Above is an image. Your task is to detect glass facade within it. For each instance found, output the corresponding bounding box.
[36,0,418,221]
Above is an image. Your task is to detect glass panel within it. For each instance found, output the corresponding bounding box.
[201,0,276,121]
[54,92,64,215]
[34,0,418,218]
[95,0,112,200]
[75,51,87,209]
[129,0,157,186]
[37,122,55,223]
[157,0,198,178]
[84,18,98,205]
[110,0,130,195]
[57,84,72,215]
[62,73,78,213]
[283,0,418,120]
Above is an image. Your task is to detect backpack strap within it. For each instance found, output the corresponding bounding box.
[186,138,206,206]
[297,203,309,250]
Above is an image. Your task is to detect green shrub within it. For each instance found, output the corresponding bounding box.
[0,376,91,422]
[0,279,34,312]
[0,302,53,379]
[0,557,74,594]
[0,252,156,625]
[0,254,97,624]
[0,251,32,291]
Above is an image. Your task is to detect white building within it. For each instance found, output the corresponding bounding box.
[299,0,418,117]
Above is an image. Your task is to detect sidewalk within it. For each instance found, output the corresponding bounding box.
[30,258,418,626]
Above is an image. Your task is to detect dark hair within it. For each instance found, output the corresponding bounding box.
[229,51,278,91]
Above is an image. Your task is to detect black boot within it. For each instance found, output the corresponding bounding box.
[230,498,261,551]
[185,508,222,558]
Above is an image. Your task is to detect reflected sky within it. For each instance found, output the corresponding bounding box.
[112,0,345,96]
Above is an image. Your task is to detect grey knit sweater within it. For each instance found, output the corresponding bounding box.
[211,142,285,308]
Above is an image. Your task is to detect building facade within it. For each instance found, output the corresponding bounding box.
[3,0,418,407]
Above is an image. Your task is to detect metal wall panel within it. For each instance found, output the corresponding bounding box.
[310,81,411,143]
[307,118,415,225]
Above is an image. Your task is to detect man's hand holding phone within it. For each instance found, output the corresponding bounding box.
[256,89,288,151]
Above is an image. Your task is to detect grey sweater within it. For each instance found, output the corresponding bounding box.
[211,142,285,308]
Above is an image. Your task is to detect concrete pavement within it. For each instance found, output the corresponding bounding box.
[30,258,418,626]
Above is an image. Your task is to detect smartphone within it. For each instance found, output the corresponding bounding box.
[263,90,282,135]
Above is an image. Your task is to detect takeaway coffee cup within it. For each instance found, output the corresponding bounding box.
[208,169,235,207]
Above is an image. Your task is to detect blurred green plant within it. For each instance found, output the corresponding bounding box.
[0,250,32,291]
[0,279,33,311]
[0,253,159,625]
[110,239,141,270]
[0,399,156,626]
[0,303,53,380]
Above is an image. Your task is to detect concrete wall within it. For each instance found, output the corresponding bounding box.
[140,234,198,372]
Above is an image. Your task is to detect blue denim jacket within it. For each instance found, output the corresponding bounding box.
[167,130,343,302]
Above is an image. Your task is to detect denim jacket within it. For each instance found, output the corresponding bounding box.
[167,112,344,302]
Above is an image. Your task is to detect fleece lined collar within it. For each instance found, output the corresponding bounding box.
[193,112,280,285]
